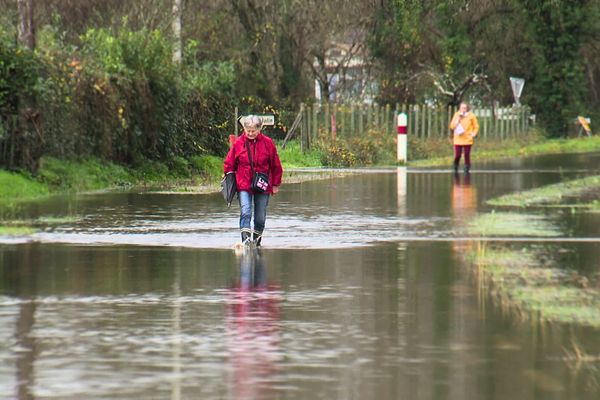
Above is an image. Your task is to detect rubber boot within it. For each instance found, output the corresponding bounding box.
[464,164,470,174]
[241,230,252,244]
[453,160,459,174]
[253,230,263,247]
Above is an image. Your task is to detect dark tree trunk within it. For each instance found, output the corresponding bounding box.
[17,0,35,49]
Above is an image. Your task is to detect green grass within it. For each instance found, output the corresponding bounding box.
[3,216,82,226]
[189,155,223,182]
[38,157,133,192]
[278,141,323,168]
[0,170,48,202]
[0,226,37,236]
[510,286,600,326]
[409,134,600,168]
[488,175,600,207]
[466,211,561,237]
[0,155,228,218]
[471,246,600,327]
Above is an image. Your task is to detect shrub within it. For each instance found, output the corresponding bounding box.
[319,142,357,167]
[169,156,191,178]
[190,155,223,181]
[278,140,322,168]
[1,24,236,172]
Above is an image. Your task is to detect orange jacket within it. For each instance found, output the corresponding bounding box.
[449,111,479,145]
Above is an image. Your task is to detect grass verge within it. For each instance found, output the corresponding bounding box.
[408,133,600,168]
[278,140,323,168]
[466,211,562,237]
[0,226,37,236]
[488,175,600,207]
[465,175,600,329]
[471,245,600,328]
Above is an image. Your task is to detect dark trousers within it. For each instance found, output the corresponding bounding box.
[454,145,472,167]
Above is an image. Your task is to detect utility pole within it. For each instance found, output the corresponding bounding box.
[172,0,182,63]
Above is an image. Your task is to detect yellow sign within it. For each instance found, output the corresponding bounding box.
[578,116,592,136]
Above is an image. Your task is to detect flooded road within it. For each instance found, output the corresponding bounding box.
[2,153,600,399]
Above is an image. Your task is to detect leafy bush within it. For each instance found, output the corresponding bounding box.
[190,155,223,181]
[278,140,322,168]
[319,142,357,167]
[169,156,191,178]
[37,157,132,191]
[1,25,236,172]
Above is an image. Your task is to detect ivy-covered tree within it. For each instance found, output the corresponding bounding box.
[517,0,599,136]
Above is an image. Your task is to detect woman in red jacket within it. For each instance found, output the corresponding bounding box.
[224,115,283,246]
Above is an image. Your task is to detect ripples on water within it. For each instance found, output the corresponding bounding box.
[3,166,600,399]
[27,214,446,249]
[0,282,371,399]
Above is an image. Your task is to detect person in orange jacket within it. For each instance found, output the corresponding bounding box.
[449,102,479,174]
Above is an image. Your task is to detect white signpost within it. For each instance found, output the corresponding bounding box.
[397,112,408,163]
[237,114,275,130]
[510,77,525,106]
[258,114,275,126]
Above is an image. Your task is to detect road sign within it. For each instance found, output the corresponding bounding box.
[510,77,525,106]
[238,114,275,129]
[257,114,275,126]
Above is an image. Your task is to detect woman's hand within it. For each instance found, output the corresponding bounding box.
[272,186,279,195]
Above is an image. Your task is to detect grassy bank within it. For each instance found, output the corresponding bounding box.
[470,245,600,328]
[0,141,328,208]
[487,175,600,208]
[466,211,561,237]
[408,133,600,167]
[2,133,600,212]
[465,176,600,328]
[466,210,600,327]
[0,155,224,204]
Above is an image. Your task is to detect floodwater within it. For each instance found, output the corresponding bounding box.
[2,153,600,399]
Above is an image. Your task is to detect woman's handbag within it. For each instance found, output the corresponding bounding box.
[221,172,237,207]
[245,141,269,193]
[252,172,269,192]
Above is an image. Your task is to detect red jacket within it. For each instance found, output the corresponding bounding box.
[224,132,283,194]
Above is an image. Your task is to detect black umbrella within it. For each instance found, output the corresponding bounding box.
[220,172,237,207]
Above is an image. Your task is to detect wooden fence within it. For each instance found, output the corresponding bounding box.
[290,103,531,150]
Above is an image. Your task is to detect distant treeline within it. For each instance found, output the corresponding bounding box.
[1,0,600,171]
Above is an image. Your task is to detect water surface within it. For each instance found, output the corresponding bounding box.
[1,153,600,399]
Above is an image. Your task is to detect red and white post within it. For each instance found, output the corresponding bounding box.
[397,112,408,163]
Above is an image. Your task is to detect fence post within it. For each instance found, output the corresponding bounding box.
[397,112,408,163]
[339,104,345,138]
[482,108,487,140]
[307,104,312,146]
[331,103,337,141]
[303,104,309,150]
[313,104,318,144]
[350,104,355,137]
[426,105,432,138]
[358,105,364,136]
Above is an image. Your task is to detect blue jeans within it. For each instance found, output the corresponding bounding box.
[238,191,270,235]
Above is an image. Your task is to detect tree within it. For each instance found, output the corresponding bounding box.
[517,0,599,136]
[17,0,35,49]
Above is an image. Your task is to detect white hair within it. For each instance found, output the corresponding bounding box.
[242,115,263,129]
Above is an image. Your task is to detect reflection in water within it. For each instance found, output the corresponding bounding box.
[226,249,281,400]
[171,266,182,400]
[16,300,36,400]
[397,167,407,216]
[451,172,477,220]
